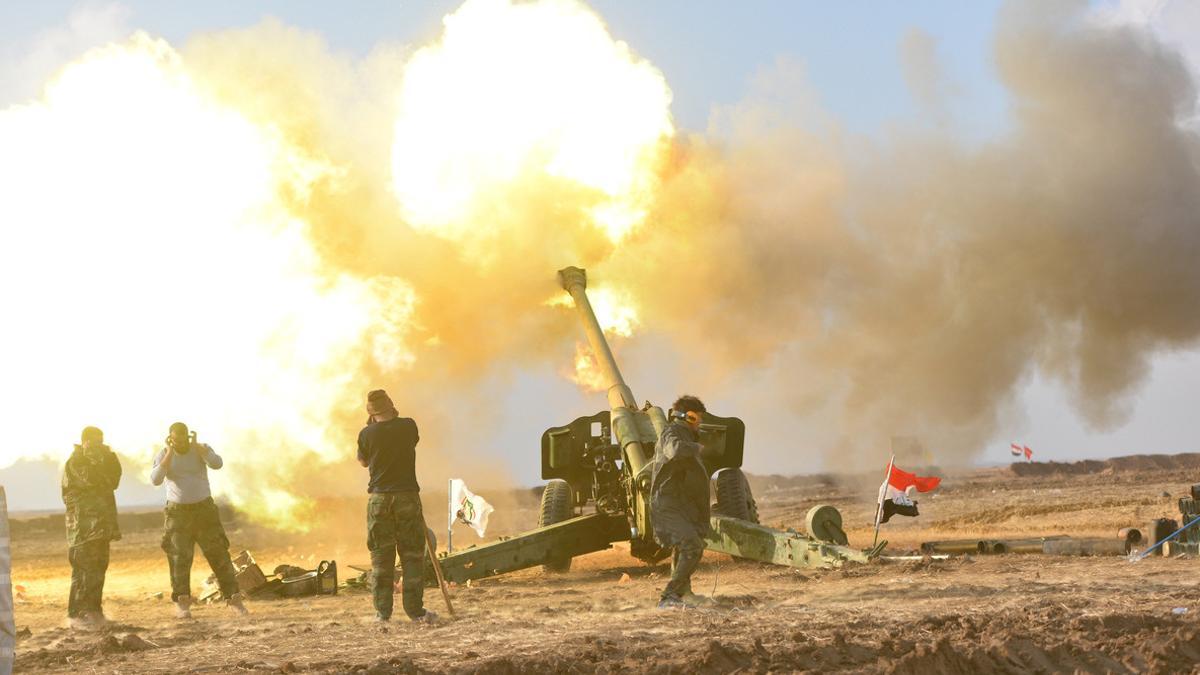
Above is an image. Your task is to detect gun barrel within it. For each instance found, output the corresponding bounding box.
[558,266,653,482]
[557,267,637,411]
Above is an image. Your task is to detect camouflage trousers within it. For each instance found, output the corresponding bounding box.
[366,492,426,620]
[662,535,703,601]
[161,498,240,601]
[68,538,110,618]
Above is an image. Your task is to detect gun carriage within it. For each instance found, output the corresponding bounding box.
[427,267,879,584]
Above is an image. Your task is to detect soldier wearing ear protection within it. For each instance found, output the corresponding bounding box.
[357,389,434,624]
[650,394,711,608]
[150,422,247,619]
[62,426,121,628]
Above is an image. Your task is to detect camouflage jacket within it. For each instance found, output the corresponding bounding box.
[649,422,711,544]
[62,443,122,546]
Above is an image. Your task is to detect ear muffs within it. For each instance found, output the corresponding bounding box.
[670,409,704,425]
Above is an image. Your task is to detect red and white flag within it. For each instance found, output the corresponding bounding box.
[874,460,941,526]
[1010,443,1034,462]
[888,464,941,493]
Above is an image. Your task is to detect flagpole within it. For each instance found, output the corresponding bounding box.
[447,478,453,554]
[873,454,895,547]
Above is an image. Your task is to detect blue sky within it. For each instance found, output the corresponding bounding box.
[0,0,1010,133]
[2,0,1198,511]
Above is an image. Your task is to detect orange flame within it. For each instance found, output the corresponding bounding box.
[0,34,415,531]
[565,342,608,392]
[390,0,673,247]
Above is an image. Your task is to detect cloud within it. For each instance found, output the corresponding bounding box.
[0,2,132,106]
[899,27,953,123]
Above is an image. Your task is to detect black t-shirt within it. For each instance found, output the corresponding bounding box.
[357,417,420,493]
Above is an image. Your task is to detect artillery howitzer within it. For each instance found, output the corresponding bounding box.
[427,267,879,584]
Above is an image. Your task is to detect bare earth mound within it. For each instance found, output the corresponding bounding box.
[1010,453,1200,477]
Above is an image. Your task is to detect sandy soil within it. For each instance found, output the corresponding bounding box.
[12,463,1200,673]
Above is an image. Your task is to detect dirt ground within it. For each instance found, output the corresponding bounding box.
[13,461,1200,674]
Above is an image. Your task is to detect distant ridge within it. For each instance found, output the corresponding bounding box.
[1012,453,1200,476]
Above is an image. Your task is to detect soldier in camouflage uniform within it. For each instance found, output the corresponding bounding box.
[62,426,121,628]
[358,389,435,623]
[650,395,712,609]
[150,422,247,619]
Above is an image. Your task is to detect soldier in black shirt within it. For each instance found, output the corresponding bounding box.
[357,389,434,622]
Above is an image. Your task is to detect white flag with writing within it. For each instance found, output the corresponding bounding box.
[449,478,494,538]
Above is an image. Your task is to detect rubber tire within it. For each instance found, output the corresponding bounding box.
[538,479,574,572]
[713,468,759,524]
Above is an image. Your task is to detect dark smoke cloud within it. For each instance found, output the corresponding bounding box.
[617,0,1200,464]
[183,0,1200,492]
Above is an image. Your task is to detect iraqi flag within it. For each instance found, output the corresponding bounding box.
[449,479,494,538]
[875,462,941,524]
[1011,443,1023,457]
[889,464,941,493]
[879,484,919,523]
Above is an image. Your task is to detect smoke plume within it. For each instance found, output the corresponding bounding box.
[2,0,1198,526]
[621,0,1200,462]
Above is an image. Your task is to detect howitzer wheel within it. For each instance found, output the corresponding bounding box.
[713,468,759,524]
[805,505,848,545]
[538,480,574,572]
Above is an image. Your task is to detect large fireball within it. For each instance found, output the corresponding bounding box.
[390,0,674,246]
[0,34,415,530]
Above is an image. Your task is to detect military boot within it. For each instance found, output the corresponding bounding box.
[174,595,193,619]
[226,593,250,617]
[410,607,439,624]
[410,609,438,624]
[66,616,92,630]
[656,595,687,610]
